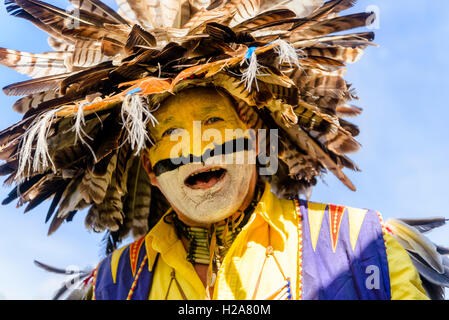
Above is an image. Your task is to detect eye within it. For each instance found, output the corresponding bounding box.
[204,117,224,125]
[162,128,182,137]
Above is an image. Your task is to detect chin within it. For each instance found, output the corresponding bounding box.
[156,156,256,225]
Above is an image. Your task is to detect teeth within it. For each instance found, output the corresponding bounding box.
[189,168,221,177]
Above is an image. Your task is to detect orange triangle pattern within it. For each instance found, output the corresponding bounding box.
[328,204,346,252]
[129,236,145,276]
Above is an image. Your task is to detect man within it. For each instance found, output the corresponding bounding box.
[91,86,431,300]
[0,0,447,300]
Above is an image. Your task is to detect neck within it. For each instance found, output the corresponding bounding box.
[169,181,264,265]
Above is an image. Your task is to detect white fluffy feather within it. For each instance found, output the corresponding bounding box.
[16,108,61,180]
[121,94,158,154]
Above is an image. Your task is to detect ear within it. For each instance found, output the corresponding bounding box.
[142,151,159,187]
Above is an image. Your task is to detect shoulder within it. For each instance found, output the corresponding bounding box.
[296,199,385,252]
[94,236,147,300]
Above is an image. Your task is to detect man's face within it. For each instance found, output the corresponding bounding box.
[144,87,257,226]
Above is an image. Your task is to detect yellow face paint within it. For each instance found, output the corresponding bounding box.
[146,87,257,226]
[147,87,251,172]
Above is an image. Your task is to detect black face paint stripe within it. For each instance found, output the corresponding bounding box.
[152,137,254,177]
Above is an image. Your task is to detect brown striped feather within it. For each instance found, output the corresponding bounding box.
[0,48,69,78]
[79,152,117,204]
[271,110,356,191]
[12,90,61,114]
[3,72,75,96]
[69,0,129,25]
[290,12,376,41]
[123,156,151,238]
[259,0,323,18]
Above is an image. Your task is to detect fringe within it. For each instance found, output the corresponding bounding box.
[16,108,61,181]
[272,39,301,67]
[121,94,158,154]
[72,103,97,163]
[240,48,266,92]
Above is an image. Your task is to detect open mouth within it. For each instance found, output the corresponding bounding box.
[184,167,227,190]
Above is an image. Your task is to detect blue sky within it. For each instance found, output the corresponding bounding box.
[0,0,448,299]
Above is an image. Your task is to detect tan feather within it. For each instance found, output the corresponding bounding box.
[232,8,296,32]
[303,46,365,64]
[12,90,61,114]
[85,171,124,232]
[290,12,376,41]
[115,0,140,24]
[2,72,75,96]
[47,37,73,51]
[123,156,151,238]
[0,48,69,78]
[271,110,356,191]
[228,0,261,27]
[79,152,117,204]
[69,0,129,25]
[69,40,109,68]
[146,0,183,29]
[259,0,323,18]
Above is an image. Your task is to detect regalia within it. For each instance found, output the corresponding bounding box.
[0,0,447,299]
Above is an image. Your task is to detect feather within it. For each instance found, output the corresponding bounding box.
[85,171,124,232]
[408,252,449,288]
[11,0,103,27]
[118,0,152,28]
[69,40,109,68]
[52,174,85,223]
[12,90,61,114]
[386,218,444,274]
[336,104,362,118]
[290,12,376,41]
[45,183,67,223]
[421,277,445,300]
[121,93,157,154]
[16,108,61,180]
[303,46,365,64]
[3,72,74,96]
[259,0,323,18]
[228,0,261,27]
[1,173,45,205]
[79,152,117,204]
[5,0,66,39]
[123,156,151,237]
[34,260,90,275]
[232,8,296,32]
[269,108,356,191]
[146,0,184,29]
[0,48,69,79]
[23,176,65,213]
[69,0,129,25]
[125,24,157,53]
[436,245,449,256]
[292,0,356,30]
[115,0,139,25]
[398,217,448,234]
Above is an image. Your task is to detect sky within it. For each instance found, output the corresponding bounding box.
[0,0,448,299]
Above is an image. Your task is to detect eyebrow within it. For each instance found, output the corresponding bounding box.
[158,116,175,127]
[200,104,224,115]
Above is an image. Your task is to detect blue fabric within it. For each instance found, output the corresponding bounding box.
[94,244,156,300]
[300,200,391,300]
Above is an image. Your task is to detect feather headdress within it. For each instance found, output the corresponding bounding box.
[2,0,448,300]
[0,0,373,238]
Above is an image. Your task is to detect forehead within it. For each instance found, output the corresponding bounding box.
[154,87,236,121]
